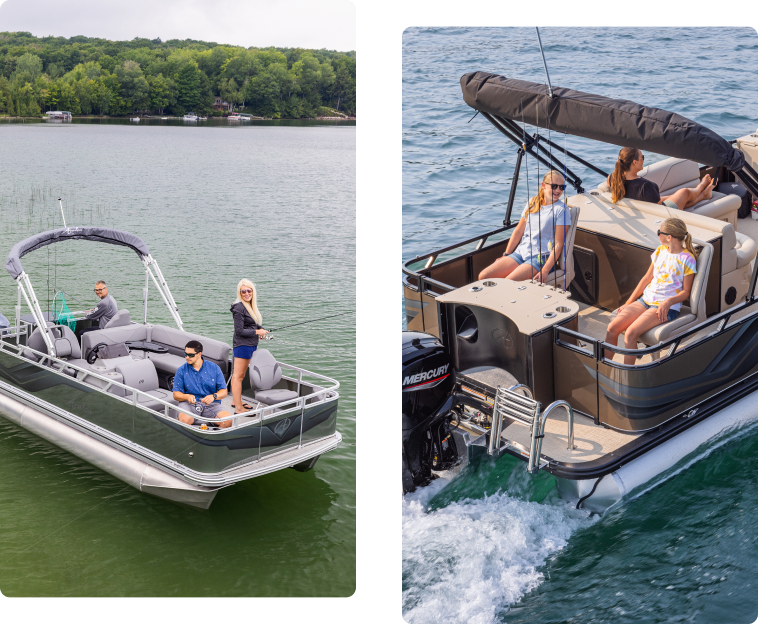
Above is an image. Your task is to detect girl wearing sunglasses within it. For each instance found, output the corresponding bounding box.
[604,217,699,365]
[230,278,267,413]
[479,170,570,282]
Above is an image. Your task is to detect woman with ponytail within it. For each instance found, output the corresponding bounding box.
[230,279,267,413]
[605,217,699,364]
[608,147,716,209]
[479,170,570,282]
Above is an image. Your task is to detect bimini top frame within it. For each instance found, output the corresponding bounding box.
[5,226,183,357]
[459,72,758,224]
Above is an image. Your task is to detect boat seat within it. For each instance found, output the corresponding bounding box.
[104,309,131,329]
[249,348,299,406]
[552,204,580,288]
[81,324,149,361]
[636,241,713,349]
[111,358,177,412]
[148,325,232,376]
[596,157,741,226]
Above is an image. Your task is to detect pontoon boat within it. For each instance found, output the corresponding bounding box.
[402,72,758,512]
[0,227,341,509]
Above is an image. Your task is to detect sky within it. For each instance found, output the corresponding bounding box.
[0,0,356,51]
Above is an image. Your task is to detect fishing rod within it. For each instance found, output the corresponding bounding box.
[262,311,353,340]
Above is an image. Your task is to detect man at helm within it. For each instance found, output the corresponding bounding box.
[77,280,118,337]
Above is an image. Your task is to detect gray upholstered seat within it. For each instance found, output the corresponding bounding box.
[636,241,713,350]
[104,309,131,329]
[249,348,299,406]
[112,358,177,411]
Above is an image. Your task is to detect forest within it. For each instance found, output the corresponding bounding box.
[0,32,356,118]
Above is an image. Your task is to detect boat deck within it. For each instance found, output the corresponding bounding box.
[499,409,640,464]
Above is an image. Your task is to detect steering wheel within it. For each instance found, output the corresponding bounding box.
[86,342,108,365]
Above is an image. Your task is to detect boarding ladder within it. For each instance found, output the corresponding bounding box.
[488,385,575,474]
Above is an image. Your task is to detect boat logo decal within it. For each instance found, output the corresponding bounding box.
[274,418,292,437]
[62,227,83,236]
[492,328,514,350]
[403,364,450,392]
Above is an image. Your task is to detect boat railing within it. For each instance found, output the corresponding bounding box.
[554,295,758,367]
[0,333,339,433]
[489,384,575,473]
[402,225,515,294]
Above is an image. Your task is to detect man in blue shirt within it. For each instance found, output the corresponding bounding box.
[172,340,232,428]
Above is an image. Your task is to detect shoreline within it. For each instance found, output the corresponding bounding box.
[0,115,356,122]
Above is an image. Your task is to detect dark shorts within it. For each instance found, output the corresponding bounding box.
[637,298,679,322]
[233,345,257,359]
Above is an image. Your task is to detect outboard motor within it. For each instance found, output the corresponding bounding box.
[402,330,459,493]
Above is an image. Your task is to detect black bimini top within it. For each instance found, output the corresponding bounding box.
[6,226,150,280]
[460,71,746,171]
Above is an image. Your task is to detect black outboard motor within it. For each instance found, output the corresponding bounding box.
[402,330,459,493]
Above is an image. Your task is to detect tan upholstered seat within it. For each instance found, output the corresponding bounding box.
[596,157,741,226]
[637,241,713,347]
[551,204,580,288]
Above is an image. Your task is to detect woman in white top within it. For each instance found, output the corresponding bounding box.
[604,217,698,365]
[478,170,570,282]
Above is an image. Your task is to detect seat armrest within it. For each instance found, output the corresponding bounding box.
[735,231,758,269]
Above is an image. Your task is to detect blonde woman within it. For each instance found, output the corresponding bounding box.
[605,218,699,365]
[230,279,267,414]
[479,170,570,282]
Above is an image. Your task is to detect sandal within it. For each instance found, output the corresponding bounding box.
[233,402,255,411]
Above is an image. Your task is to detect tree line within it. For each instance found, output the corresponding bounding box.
[0,32,356,118]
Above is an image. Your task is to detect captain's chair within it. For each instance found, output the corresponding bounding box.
[636,241,713,354]
[249,349,299,406]
[104,309,130,329]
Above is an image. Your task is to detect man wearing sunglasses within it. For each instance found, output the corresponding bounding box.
[172,340,233,428]
[76,280,119,338]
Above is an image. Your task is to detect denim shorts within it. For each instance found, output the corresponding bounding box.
[637,297,679,322]
[507,251,554,274]
[233,345,257,359]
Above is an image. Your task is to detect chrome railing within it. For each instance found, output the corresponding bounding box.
[0,329,339,434]
[489,384,575,474]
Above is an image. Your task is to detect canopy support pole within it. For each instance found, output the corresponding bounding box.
[143,269,149,325]
[15,284,21,343]
[151,259,182,326]
[504,148,524,226]
[17,272,56,357]
[143,257,183,330]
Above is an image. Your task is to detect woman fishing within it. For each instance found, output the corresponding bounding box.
[230,279,267,414]
[479,170,570,282]
[604,217,698,365]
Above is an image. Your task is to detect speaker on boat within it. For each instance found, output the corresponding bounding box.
[718,181,752,219]
[402,331,458,493]
[569,245,598,305]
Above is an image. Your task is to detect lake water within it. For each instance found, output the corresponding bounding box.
[0,121,355,596]
[402,27,758,623]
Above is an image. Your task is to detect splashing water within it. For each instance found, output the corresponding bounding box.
[402,455,596,624]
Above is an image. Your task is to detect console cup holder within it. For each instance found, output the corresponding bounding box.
[542,312,557,319]
[555,306,570,313]
[469,286,483,292]
[482,281,497,287]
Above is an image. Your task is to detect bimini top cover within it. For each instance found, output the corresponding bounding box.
[460,72,746,171]
[6,226,150,280]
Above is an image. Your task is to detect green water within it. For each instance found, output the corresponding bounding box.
[0,122,355,596]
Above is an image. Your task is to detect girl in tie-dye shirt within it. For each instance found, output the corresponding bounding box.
[605,217,699,365]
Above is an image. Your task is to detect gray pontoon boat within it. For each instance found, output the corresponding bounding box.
[402,72,758,511]
[0,226,341,509]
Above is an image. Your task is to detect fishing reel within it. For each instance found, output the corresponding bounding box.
[261,332,275,341]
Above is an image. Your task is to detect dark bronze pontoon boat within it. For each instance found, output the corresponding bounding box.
[402,73,758,511]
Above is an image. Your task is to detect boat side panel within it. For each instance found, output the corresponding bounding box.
[598,316,758,430]
[0,352,136,439]
[553,339,599,419]
[300,401,339,446]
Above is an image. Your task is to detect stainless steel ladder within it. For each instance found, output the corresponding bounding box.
[488,385,575,474]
